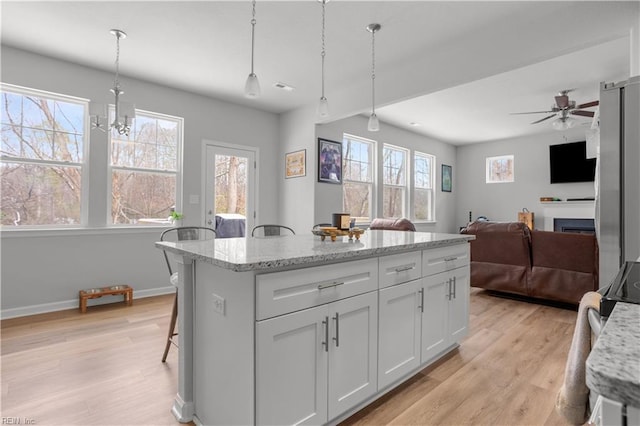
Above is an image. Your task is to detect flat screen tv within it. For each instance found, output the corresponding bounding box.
[549,141,596,184]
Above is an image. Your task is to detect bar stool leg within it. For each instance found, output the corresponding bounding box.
[162,291,179,362]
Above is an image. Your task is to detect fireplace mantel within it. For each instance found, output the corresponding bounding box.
[540,200,595,231]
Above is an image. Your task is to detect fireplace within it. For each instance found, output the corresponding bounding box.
[554,218,596,234]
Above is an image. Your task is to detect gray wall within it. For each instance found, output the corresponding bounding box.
[1,46,280,317]
[456,126,596,230]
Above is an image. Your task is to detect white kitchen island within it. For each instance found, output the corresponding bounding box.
[156,230,474,425]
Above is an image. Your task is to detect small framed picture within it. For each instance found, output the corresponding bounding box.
[442,164,452,192]
[285,149,306,179]
[318,138,342,184]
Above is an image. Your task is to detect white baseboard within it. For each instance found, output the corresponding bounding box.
[1,286,175,320]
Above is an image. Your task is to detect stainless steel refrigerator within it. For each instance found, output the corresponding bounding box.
[597,75,640,287]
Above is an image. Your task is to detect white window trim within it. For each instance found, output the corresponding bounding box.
[411,150,436,223]
[0,83,91,229]
[343,133,377,224]
[107,107,184,227]
[382,143,409,219]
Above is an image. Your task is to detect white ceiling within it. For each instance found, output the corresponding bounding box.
[1,1,637,145]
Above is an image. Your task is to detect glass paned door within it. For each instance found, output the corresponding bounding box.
[205,144,255,238]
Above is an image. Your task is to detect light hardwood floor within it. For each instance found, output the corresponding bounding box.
[1,289,577,425]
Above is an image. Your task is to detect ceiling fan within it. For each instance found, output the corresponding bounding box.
[511,89,599,130]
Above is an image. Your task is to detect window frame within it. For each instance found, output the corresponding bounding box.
[382,143,409,219]
[108,107,183,227]
[0,83,90,228]
[412,150,436,223]
[342,133,376,224]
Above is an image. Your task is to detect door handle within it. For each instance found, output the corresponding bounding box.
[322,316,329,352]
[332,313,340,347]
[418,288,424,313]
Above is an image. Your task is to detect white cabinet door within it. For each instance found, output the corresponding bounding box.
[256,305,328,426]
[448,265,469,343]
[378,280,422,389]
[421,272,450,363]
[327,291,378,420]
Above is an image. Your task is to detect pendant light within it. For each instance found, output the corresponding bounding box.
[317,0,330,118]
[366,23,381,132]
[89,29,135,136]
[245,0,260,98]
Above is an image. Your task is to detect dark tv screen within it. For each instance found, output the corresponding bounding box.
[549,141,596,184]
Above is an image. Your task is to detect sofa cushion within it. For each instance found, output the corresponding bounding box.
[369,217,416,231]
[462,221,531,295]
[529,231,598,304]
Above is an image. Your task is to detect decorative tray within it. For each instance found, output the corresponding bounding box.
[312,227,365,242]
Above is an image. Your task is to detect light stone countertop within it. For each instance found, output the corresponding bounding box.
[586,302,640,407]
[156,230,474,272]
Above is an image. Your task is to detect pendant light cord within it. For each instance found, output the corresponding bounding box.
[250,0,257,74]
[321,0,326,98]
[114,33,121,91]
[371,28,376,114]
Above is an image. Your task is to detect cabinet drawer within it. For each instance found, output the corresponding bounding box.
[256,258,378,320]
[422,243,469,276]
[379,251,422,289]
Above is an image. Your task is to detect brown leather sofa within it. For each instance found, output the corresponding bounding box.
[369,217,416,231]
[461,220,598,305]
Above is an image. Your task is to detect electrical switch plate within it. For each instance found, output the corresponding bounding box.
[212,293,225,315]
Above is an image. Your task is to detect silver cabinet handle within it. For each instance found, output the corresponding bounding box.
[332,313,340,347]
[322,316,329,352]
[447,278,452,301]
[418,288,424,313]
[444,256,458,262]
[452,276,457,299]
[318,281,345,290]
[394,265,415,273]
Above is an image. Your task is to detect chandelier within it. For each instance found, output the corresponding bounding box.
[244,0,261,98]
[317,0,330,118]
[90,29,135,136]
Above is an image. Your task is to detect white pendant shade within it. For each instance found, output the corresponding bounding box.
[245,73,260,98]
[368,112,380,132]
[317,97,329,118]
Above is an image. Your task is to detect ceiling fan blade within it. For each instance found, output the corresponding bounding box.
[571,110,595,118]
[510,111,555,115]
[576,100,599,109]
[555,95,570,108]
[531,114,557,124]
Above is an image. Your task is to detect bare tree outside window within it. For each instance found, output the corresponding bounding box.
[214,154,247,216]
[383,144,407,218]
[111,111,181,224]
[342,135,374,222]
[1,86,84,226]
[486,155,515,183]
[414,152,435,221]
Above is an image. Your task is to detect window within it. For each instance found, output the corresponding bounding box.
[342,134,374,223]
[414,151,435,221]
[382,144,408,218]
[486,155,514,183]
[1,84,86,227]
[110,110,182,225]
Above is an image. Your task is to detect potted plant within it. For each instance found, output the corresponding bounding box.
[168,210,184,226]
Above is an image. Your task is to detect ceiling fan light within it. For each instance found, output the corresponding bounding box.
[244,73,260,98]
[368,112,380,132]
[552,116,576,131]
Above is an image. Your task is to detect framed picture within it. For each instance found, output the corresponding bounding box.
[285,149,306,178]
[318,138,342,184]
[442,164,452,192]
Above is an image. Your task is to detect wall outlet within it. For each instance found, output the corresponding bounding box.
[212,293,225,315]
